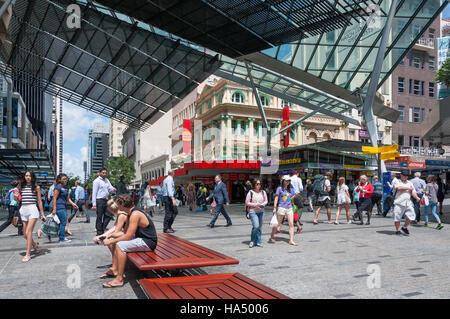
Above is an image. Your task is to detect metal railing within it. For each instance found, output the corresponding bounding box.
[416,38,435,48]
[400,146,442,157]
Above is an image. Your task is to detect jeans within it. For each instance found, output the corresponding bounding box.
[371,194,382,214]
[163,196,178,231]
[249,211,264,244]
[412,194,423,222]
[424,202,441,224]
[209,204,232,226]
[56,208,67,241]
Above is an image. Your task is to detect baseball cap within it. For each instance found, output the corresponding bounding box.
[400,170,409,176]
[282,175,291,181]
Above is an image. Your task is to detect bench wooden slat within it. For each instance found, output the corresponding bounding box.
[139,273,290,299]
[128,233,239,271]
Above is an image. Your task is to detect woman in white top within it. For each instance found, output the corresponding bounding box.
[335,177,351,224]
[245,179,268,248]
[424,175,443,230]
[18,171,46,262]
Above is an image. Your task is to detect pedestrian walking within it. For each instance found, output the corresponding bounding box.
[245,179,267,248]
[18,171,46,262]
[354,175,373,225]
[372,176,383,215]
[411,172,426,223]
[335,177,351,224]
[115,175,128,196]
[92,168,116,236]
[52,173,78,243]
[70,180,89,223]
[156,183,164,212]
[305,179,314,212]
[352,178,361,221]
[392,171,420,236]
[384,172,400,217]
[423,175,444,230]
[162,170,178,233]
[84,184,91,214]
[437,177,445,216]
[313,172,332,224]
[0,179,23,235]
[290,170,304,222]
[186,183,196,211]
[206,175,232,228]
[270,175,297,246]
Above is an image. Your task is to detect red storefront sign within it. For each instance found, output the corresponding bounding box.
[182,119,192,154]
[408,161,426,169]
[396,156,411,162]
[281,106,291,147]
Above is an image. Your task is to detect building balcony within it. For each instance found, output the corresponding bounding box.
[399,146,444,157]
[413,38,435,52]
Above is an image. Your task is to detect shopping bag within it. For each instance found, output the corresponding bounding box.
[269,214,278,228]
[420,196,429,207]
[41,216,60,238]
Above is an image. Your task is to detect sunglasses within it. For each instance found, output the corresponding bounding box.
[256,183,261,185]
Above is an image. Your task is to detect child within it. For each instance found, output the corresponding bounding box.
[293,196,304,234]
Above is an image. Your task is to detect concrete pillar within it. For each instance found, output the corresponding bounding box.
[248,118,255,160]
[226,115,233,160]
[220,115,226,159]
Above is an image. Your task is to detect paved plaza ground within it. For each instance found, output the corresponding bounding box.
[0,198,449,299]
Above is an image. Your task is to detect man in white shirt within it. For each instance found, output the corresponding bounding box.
[392,171,420,236]
[92,168,116,235]
[162,170,178,233]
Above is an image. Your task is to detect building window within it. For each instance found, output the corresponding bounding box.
[421,81,425,96]
[409,79,412,94]
[398,135,404,146]
[398,77,404,93]
[260,95,270,107]
[429,82,435,97]
[413,107,420,123]
[413,80,420,95]
[217,91,224,104]
[429,28,435,40]
[398,105,405,121]
[429,56,435,70]
[232,91,245,103]
[281,100,292,108]
[413,136,420,147]
[413,55,421,68]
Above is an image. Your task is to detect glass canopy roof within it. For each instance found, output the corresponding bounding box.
[1,0,447,129]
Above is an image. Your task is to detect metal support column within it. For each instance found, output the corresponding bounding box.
[361,0,398,174]
[244,61,271,152]
[6,81,12,148]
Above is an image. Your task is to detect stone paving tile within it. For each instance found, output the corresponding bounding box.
[0,201,449,299]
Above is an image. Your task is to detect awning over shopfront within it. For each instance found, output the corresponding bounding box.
[0,149,56,183]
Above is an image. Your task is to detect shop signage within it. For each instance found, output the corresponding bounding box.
[318,163,343,169]
[425,160,450,167]
[399,162,408,168]
[182,119,192,154]
[421,169,441,175]
[396,156,410,162]
[279,158,301,165]
[408,161,426,169]
[344,165,363,170]
[359,129,370,138]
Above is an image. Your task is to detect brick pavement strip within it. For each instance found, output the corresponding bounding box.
[0,199,449,299]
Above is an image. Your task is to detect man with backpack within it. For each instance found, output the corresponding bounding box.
[313,172,332,224]
[0,179,23,235]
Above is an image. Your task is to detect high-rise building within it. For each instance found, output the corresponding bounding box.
[390,17,443,157]
[52,96,63,174]
[109,119,125,157]
[88,124,110,177]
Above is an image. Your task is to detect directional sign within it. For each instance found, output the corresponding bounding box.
[362,144,398,154]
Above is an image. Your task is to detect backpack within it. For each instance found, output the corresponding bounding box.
[244,190,266,219]
[70,187,76,202]
[312,175,328,197]
[3,190,13,206]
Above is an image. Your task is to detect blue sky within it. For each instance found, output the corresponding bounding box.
[62,102,109,179]
[445,4,450,18]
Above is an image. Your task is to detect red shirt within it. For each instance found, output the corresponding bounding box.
[356,183,373,198]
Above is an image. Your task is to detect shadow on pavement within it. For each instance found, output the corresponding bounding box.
[376,230,399,236]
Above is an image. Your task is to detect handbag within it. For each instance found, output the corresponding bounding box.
[420,195,429,207]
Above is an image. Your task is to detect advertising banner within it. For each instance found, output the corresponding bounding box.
[437,37,450,99]
[408,161,426,169]
[182,119,192,154]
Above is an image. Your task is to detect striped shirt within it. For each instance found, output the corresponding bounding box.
[20,184,37,206]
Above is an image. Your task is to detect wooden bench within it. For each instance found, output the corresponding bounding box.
[139,273,290,299]
[127,233,239,271]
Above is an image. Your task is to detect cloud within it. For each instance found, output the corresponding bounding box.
[63,152,85,179]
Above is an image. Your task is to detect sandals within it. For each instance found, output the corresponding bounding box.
[289,242,298,246]
[22,255,31,263]
[102,281,124,288]
[33,243,40,255]
[100,270,116,279]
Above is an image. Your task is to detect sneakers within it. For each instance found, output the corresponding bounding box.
[365,221,370,225]
[249,242,254,248]
[436,224,444,230]
[423,223,429,228]
[396,231,402,235]
[59,238,72,243]
[401,227,410,236]
[256,243,263,247]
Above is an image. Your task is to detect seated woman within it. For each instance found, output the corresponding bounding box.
[94,199,130,279]
[101,194,157,288]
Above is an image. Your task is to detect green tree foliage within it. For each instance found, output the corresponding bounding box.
[105,156,136,188]
[436,57,450,87]
[66,175,82,189]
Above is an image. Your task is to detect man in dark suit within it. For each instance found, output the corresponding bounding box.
[206,175,232,228]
